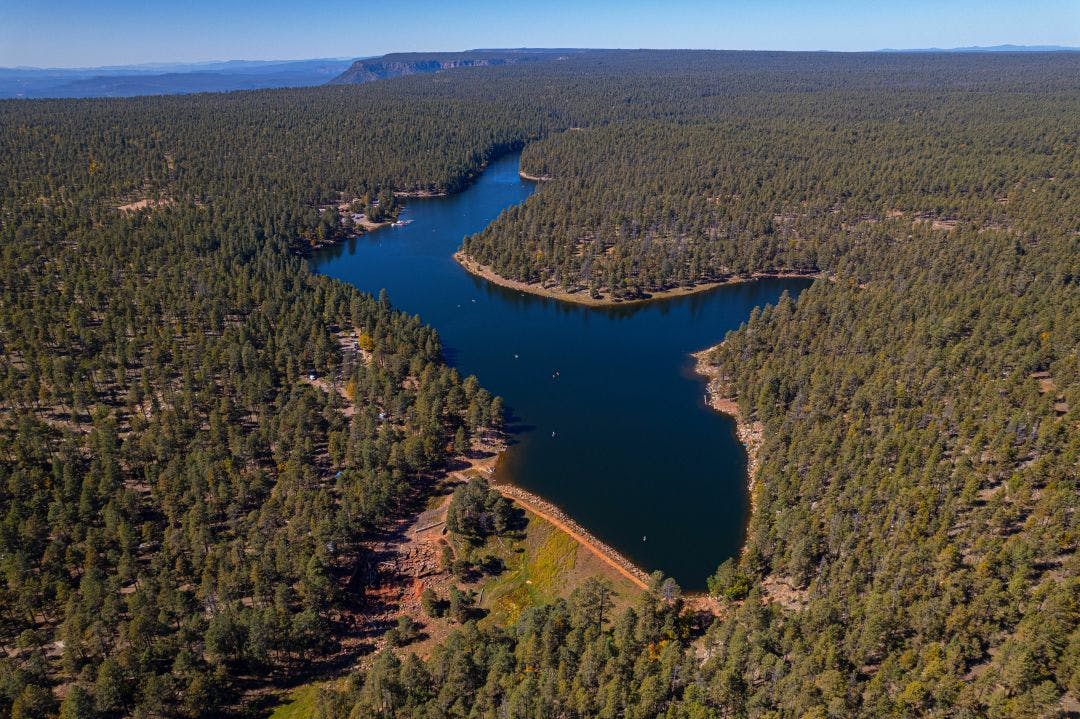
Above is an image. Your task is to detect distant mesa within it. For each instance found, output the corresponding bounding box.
[329,49,583,85]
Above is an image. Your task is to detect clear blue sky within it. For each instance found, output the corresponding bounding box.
[2,0,1077,68]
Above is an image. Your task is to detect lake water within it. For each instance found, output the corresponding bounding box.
[311,152,810,589]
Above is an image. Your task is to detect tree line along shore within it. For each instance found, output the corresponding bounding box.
[455,249,821,306]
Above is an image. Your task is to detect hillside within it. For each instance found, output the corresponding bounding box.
[455,55,1079,300]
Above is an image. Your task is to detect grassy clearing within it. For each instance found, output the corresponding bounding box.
[268,681,332,719]
[479,517,577,624]
[477,512,638,625]
[424,490,450,511]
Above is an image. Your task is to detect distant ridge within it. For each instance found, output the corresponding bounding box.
[0,58,358,99]
[329,49,584,85]
[878,44,1079,53]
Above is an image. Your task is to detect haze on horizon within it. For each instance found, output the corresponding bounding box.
[2,0,1078,69]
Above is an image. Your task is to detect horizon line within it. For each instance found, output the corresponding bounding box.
[6,44,1079,72]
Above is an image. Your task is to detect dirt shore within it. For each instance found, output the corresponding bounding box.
[455,250,817,308]
[457,251,731,307]
[355,217,392,232]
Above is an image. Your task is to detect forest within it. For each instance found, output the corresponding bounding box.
[0,50,1076,717]
[0,78,517,718]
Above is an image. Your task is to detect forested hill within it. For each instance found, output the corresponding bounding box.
[1,50,1077,718]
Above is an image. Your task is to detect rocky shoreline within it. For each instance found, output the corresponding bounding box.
[692,346,764,513]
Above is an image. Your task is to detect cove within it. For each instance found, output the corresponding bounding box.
[311,152,811,589]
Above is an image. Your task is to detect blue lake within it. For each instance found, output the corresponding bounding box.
[311,152,810,589]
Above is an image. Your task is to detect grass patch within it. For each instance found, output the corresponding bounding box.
[268,681,328,719]
[478,516,579,625]
[528,522,579,595]
[424,491,449,511]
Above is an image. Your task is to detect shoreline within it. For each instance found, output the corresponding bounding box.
[693,347,810,610]
[394,189,447,198]
[355,218,392,232]
[691,345,764,520]
[518,170,553,182]
[305,223,388,253]
[455,250,818,308]
[305,209,407,254]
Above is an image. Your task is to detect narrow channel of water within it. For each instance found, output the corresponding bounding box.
[311,152,810,589]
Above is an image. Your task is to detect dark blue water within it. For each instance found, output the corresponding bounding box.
[311,153,810,589]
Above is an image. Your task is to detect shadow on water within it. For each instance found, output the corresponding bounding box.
[499,406,536,440]
[311,152,811,589]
